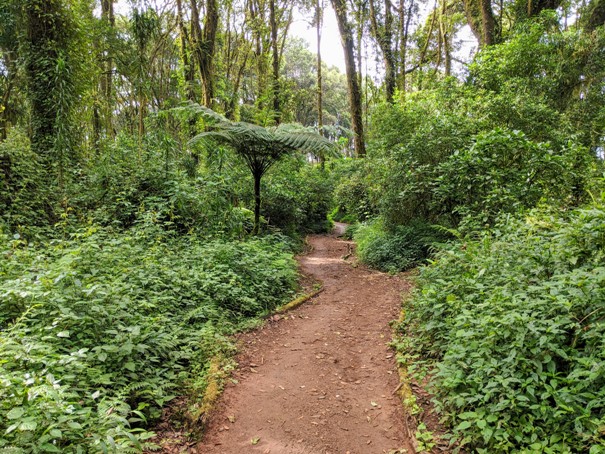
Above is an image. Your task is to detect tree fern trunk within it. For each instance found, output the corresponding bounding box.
[253,170,262,235]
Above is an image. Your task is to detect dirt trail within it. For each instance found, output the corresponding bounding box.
[197,225,414,454]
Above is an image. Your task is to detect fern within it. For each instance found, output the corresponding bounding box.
[186,103,335,233]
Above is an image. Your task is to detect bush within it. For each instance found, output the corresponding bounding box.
[365,81,598,230]
[246,155,334,235]
[0,224,297,452]
[341,223,359,240]
[354,218,447,272]
[70,134,247,237]
[0,130,56,230]
[328,158,376,224]
[434,129,594,228]
[404,204,605,452]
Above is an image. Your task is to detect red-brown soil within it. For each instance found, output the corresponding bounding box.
[194,227,415,454]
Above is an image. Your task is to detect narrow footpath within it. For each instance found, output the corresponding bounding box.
[197,226,415,454]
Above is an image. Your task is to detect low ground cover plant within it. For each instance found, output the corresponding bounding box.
[403,203,605,452]
[354,218,447,272]
[0,223,297,452]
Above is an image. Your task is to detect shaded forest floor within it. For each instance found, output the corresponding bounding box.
[156,226,421,453]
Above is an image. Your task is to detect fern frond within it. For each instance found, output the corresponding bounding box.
[275,131,338,158]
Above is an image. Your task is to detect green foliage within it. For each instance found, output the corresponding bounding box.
[72,134,245,237]
[470,21,605,149]
[259,156,335,235]
[367,83,598,229]
[404,204,605,452]
[341,223,359,240]
[434,129,592,228]
[330,158,376,223]
[355,218,447,273]
[188,104,337,164]
[367,87,482,227]
[280,38,351,128]
[20,0,83,184]
[0,130,52,229]
[0,225,297,452]
[187,103,336,234]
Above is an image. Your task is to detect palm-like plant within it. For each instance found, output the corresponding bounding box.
[188,104,337,234]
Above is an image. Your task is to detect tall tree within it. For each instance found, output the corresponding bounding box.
[397,0,416,92]
[176,0,195,101]
[0,0,19,141]
[369,0,396,102]
[269,0,281,123]
[463,0,497,46]
[439,0,452,76]
[23,0,77,186]
[315,0,324,132]
[330,0,366,156]
[190,0,219,107]
[100,0,115,136]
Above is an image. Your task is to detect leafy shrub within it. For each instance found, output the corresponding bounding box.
[71,134,246,237]
[354,218,447,272]
[404,204,605,452]
[0,224,297,452]
[333,174,375,223]
[330,158,376,223]
[341,223,359,240]
[434,129,593,228]
[365,79,598,230]
[0,130,56,230]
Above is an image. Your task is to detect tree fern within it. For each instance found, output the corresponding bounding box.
[187,103,336,233]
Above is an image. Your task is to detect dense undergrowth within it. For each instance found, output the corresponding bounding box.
[0,222,297,452]
[400,203,605,452]
[1,6,605,453]
[354,219,447,273]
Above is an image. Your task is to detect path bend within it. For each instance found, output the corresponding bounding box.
[197,230,414,454]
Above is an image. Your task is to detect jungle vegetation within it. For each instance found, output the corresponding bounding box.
[1,0,604,451]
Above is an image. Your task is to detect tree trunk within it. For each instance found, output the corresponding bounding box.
[226,48,250,119]
[330,0,366,157]
[190,0,218,107]
[316,0,324,133]
[440,0,451,76]
[369,0,396,102]
[585,0,605,31]
[0,70,14,141]
[202,0,219,107]
[480,0,496,45]
[101,0,115,138]
[249,0,269,106]
[463,0,496,47]
[316,0,325,167]
[253,168,262,235]
[397,0,414,92]
[176,0,195,101]
[270,0,281,123]
[24,0,67,157]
